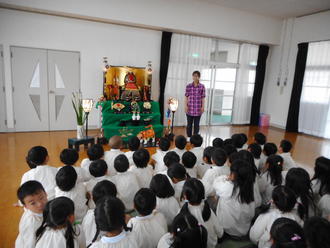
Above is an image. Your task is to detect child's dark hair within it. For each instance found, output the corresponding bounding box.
[133,148,150,168]
[134,188,156,216]
[190,134,203,147]
[224,144,237,156]
[303,216,330,248]
[167,163,188,181]
[212,137,224,148]
[175,135,187,150]
[272,185,297,213]
[163,151,180,168]
[149,174,175,198]
[312,156,330,196]
[159,137,171,151]
[203,146,215,164]
[181,178,211,222]
[89,159,108,177]
[60,148,79,166]
[223,138,233,146]
[280,139,293,153]
[231,133,245,149]
[87,144,104,161]
[240,133,248,145]
[92,180,117,204]
[182,151,197,169]
[17,180,45,205]
[92,196,131,246]
[26,146,48,169]
[236,150,258,178]
[228,152,239,165]
[254,132,266,145]
[266,155,284,186]
[192,70,201,77]
[264,143,278,156]
[171,210,207,248]
[114,154,129,173]
[211,148,227,166]
[36,197,76,248]
[270,217,306,248]
[285,168,315,219]
[56,166,77,192]
[230,159,255,204]
[128,136,140,151]
[248,143,262,159]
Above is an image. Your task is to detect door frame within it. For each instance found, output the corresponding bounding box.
[0,45,8,132]
[10,45,81,132]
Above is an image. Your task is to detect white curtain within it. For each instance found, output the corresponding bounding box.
[164,34,213,126]
[232,44,259,124]
[298,41,330,138]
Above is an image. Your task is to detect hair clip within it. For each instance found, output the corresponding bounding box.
[291,234,301,241]
[177,228,181,232]
[184,199,189,203]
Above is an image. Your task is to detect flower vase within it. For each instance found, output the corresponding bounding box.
[77,125,85,139]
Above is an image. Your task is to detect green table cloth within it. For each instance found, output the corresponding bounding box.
[101,100,164,141]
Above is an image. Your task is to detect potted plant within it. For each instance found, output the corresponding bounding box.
[72,91,86,139]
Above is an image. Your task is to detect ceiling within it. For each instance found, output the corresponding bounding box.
[199,0,330,18]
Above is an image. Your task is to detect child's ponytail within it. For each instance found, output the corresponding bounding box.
[201,200,211,222]
[64,220,75,248]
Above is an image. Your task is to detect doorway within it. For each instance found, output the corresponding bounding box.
[11,46,80,132]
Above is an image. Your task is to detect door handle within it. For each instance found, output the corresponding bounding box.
[49,90,55,94]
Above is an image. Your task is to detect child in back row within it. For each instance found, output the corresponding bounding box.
[149,174,180,227]
[158,151,180,184]
[152,137,171,173]
[125,136,141,166]
[189,134,204,165]
[248,143,262,167]
[89,196,138,248]
[81,144,104,177]
[59,148,90,182]
[82,180,117,246]
[182,151,197,178]
[181,178,223,248]
[35,197,79,248]
[254,132,266,149]
[231,133,246,151]
[128,188,167,248]
[15,181,47,248]
[129,148,154,188]
[170,135,187,159]
[112,154,139,211]
[279,139,296,171]
[21,146,57,200]
[196,146,214,179]
[259,142,278,173]
[104,136,124,175]
[55,166,87,222]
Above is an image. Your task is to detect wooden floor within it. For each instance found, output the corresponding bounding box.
[1,125,330,247]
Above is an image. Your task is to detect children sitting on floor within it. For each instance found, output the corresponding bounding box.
[129,148,154,188]
[196,146,215,179]
[21,146,57,200]
[128,188,167,248]
[152,137,171,173]
[259,142,278,173]
[170,135,187,159]
[189,134,204,164]
[112,154,140,211]
[125,136,141,166]
[15,181,47,248]
[55,166,87,222]
[104,135,124,175]
[81,144,104,176]
[59,148,90,182]
[167,163,188,202]
[248,142,262,168]
[279,139,296,171]
[182,151,198,178]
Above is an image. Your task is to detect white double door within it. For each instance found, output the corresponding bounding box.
[11,47,80,131]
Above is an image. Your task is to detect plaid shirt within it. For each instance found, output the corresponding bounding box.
[185,82,205,116]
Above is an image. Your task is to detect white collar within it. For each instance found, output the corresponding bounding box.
[101,231,126,244]
[111,149,121,152]
[135,212,154,220]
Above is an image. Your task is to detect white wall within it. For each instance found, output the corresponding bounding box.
[0,0,282,45]
[261,11,330,128]
[0,9,161,129]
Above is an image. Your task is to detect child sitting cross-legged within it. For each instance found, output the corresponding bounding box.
[129,148,154,188]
